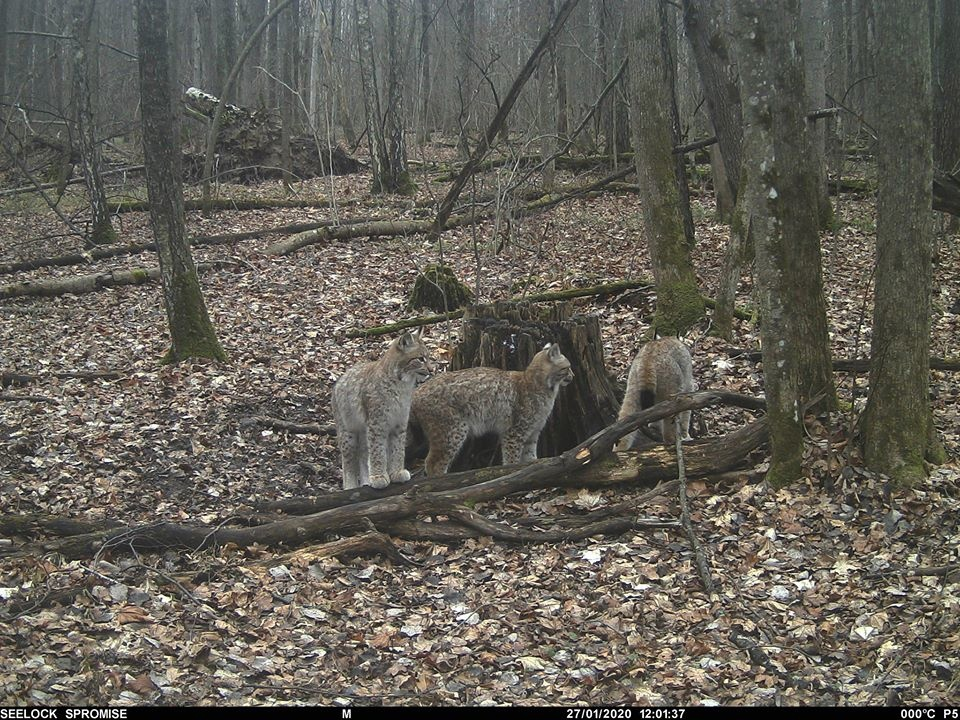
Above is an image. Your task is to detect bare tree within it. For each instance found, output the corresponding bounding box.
[136,0,226,364]
[70,0,116,246]
[355,0,413,194]
[860,0,945,485]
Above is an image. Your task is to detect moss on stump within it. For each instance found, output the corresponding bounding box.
[407,264,474,313]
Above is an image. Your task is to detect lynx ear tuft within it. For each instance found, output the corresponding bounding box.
[398,331,415,350]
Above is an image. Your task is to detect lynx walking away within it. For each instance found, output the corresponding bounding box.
[615,337,695,450]
[331,330,432,490]
[410,343,574,475]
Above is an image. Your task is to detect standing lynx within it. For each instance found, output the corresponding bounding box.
[615,337,694,450]
[331,330,431,490]
[410,343,574,475]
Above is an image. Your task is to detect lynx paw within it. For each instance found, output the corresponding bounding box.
[391,469,412,484]
[368,474,390,489]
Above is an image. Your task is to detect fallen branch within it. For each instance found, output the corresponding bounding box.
[674,417,716,597]
[2,369,123,388]
[727,349,960,373]
[249,528,415,569]
[346,278,655,337]
[347,277,753,338]
[447,506,677,543]
[0,164,145,198]
[0,261,232,299]
[263,391,765,517]
[9,391,766,560]
[265,215,474,256]
[0,216,383,276]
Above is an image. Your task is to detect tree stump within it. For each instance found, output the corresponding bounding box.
[441,301,620,470]
[407,264,474,313]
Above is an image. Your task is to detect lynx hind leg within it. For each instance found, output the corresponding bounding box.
[338,430,363,490]
[424,423,468,476]
[387,426,411,484]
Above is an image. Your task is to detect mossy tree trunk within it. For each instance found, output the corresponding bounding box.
[137,0,226,365]
[70,0,116,247]
[448,302,619,468]
[626,0,705,336]
[731,0,835,487]
[861,0,944,486]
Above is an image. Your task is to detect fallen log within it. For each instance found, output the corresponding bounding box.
[0,216,383,276]
[0,261,232,300]
[7,391,766,560]
[726,349,960,372]
[348,279,655,338]
[1,369,122,388]
[347,278,752,338]
[263,170,638,257]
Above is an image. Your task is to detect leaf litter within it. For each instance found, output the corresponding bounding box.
[0,166,958,706]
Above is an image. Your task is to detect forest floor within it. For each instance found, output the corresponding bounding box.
[0,150,959,706]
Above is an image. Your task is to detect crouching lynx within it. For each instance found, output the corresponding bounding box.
[410,343,574,475]
[615,337,694,450]
[331,330,431,490]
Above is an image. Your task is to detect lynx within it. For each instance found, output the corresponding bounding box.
[331,330,431,490]
[410,343,574,475]
[615,337,694,450]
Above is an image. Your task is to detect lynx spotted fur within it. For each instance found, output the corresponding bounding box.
[615,337,694,450]
[331,330,431,490]
[410,343,574,475]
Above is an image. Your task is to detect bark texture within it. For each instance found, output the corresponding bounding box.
[861,0,940,485]
[731,0,835,486]
[136,0,226,364]
[626,0,704,335]
[70,0,116,246]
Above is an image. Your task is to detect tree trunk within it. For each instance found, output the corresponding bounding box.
[934,0,960,175]
[681,0,742,199]
[278,0,298,182]
[384,0,413,194]
[626,0,704,335]
[539,0,559,190]
[861,0,942,485]
[456,0,477,159]
[0,0,8,109]
[731,0,833,487]
[800,0,834,228]
[355,0,411,195]
[416,0,433,145]
[136,0,226,365]
[70,0,116,247]
[239,0,268,106]
[449,302,620,465]
[216,0,237,103]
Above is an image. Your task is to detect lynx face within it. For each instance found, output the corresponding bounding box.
[615,337,694,451]
[331,329,432,490]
